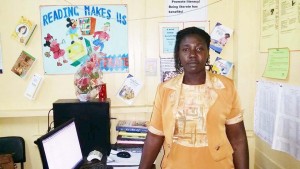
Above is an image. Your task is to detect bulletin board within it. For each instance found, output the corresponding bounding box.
[40,5,129,74]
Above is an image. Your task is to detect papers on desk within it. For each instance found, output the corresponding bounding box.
[107,150,141,166]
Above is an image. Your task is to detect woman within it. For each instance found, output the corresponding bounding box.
[139,27,249,169]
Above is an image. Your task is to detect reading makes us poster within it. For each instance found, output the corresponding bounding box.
[40,5,128,74]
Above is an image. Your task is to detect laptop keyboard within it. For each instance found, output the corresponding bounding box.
[80,162,113,169]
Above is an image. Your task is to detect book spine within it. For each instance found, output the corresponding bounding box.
[117,135,145,141]
[116,126,148,133]
[24,24,37,45]
[115,143,144,148]
[116,147,142,153]
[116,140,144,145]
[118,131,147,137]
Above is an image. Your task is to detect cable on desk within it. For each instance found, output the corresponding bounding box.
[47,108,53,133]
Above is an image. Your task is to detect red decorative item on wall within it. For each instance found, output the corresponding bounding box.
[99,83,107,102]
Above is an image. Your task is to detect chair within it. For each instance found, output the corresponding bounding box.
[0,136,26,169]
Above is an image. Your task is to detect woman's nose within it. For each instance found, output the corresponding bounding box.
[190,49,196,57]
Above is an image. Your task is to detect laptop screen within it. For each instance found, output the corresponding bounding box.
[35,119,83,169]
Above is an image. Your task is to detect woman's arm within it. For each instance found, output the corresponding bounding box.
[226,121,249,169]
[139,132,164,169]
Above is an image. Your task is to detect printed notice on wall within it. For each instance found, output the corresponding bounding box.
[160,58,179,82]
[255,81,300,160]
[272,84,300,161]
[260,0,300,51]
[254,80,280,145]
[165,0,207,21]
[263,48,289,80]
[159,22,183,58]
[163,27,179,53]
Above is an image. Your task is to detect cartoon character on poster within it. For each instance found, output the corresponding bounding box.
[92,22,110,56]
[66,18,83,44]
[43,33,68,66]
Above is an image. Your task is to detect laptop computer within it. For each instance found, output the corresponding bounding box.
[34,118,109,169]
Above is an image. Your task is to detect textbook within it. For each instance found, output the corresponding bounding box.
[114,143,144,153]
[209,22,233,54]
[118,131,147,137]
[211,56,233,76]
[116,120,148,133]
[114,143,144,149]
[11,16,37,46]
[116,140,145,145]
[11,51,36,78]
[117,135,146,141]
[116,74,143,105]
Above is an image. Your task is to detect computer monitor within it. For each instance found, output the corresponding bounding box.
[34,119,83,169]
[53,99,111,156]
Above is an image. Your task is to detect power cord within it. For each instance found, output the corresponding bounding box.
[47,108,53,133]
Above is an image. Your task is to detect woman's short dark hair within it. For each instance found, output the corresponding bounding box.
[174,27,211,73]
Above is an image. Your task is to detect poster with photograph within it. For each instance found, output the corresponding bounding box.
[116,74,143,105]
[11,51,36,78]
[11,16,37,46]
[209,22,233,54]
[40,5,128,74]
[211,56,233,76]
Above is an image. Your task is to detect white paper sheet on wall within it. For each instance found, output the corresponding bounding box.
[272,84,300,160]
[24,73,44,100]
[254,80,300,160]
[254,80,281,145]
[165,0,207,22]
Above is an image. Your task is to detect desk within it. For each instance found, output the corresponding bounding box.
[81,157,156,169]
[107,148,156,169]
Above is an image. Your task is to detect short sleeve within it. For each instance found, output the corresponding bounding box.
[226,82,243,124]
[148,84,164,136]
[226,112,243,125]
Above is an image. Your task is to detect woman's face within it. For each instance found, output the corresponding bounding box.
[179,34,209,74]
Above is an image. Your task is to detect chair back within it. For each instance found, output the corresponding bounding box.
[0,136,26,169]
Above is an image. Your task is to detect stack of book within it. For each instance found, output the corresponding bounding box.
[115,120,149,152]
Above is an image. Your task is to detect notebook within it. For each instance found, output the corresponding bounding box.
[34,118,109,169]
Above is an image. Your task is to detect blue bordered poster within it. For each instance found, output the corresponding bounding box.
[40,5,128,74]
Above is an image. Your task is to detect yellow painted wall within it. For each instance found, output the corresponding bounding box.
[254,0,300,168]
[1,0,298,169]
